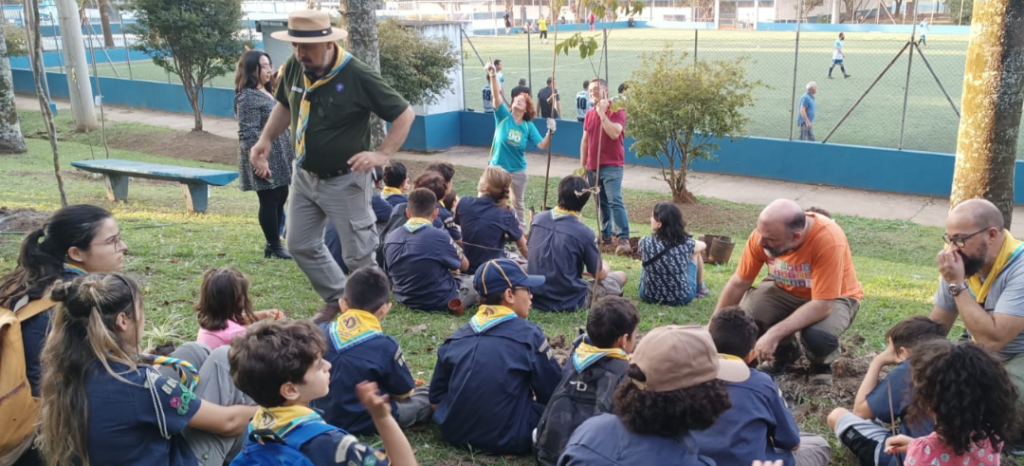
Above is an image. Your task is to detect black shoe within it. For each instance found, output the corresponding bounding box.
[809,364,833,385]
[312,301,341,324]
[844,74,851,78]
[264,243,293,260]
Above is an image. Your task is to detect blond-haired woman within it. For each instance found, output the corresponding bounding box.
[454,166,529,272]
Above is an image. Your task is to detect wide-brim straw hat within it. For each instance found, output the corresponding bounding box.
[270,10,348,43]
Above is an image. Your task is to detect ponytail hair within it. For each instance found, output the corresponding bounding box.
[478,166,513,202]
[0,205,112,307]
[38,273,142,466]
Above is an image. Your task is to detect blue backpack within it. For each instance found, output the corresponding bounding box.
[229,421,338,466]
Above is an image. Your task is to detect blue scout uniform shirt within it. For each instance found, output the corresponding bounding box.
[691,368,801,466]
[454,194,523,272]
[312,311,416,436]
[557,413,715,466]
[388,203,461,243]
[383,221,463,311]
[243,406,391,466]
[429,305,563,455]
[528,210,603,311]
[867,360,934,439]
[383,192,408,209]
[22,266,83,396]
[85,361,202,466]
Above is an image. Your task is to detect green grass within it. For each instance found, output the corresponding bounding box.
[458,28,1017,156]
[49,58,237,89]
[0,114,958,465]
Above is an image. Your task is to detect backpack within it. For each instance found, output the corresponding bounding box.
[0,298,56,458]
[229,421,338,466]
[534,356,628,466]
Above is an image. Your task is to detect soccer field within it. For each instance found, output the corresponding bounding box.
[461,28,998,156]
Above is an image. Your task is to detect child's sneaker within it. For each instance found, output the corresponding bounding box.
[695,284,709,298]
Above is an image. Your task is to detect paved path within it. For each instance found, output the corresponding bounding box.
[19,95,1024,236]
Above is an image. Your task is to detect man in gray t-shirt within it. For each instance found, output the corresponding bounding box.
[930,199,1024,402]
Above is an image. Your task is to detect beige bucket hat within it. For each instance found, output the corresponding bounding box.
[270,10,348,43]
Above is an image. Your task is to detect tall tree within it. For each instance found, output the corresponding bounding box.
[97,0,114,48]
[338,0,386,147]
[0,19,27,154]
[130,0,243,132]
[949,0,1024,228]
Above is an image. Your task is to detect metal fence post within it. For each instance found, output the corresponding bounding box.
[898,21,917,150]
[117,8,132,79]
[788,0,803,141]
[527,28,532,90]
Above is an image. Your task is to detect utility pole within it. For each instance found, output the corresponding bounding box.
[55,0,97,131]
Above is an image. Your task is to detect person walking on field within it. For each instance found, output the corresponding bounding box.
[917,20,929,46]
[828,32,850,79]
[798,82,817,142]
[538,16,549,43]
[588,11,596,30]
[249,10,415,322]
[581,78,631,255]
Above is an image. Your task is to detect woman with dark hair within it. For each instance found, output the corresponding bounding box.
[234,50,294,259]
[484,61,555,228]
[0,205,125,465]
[37,274,256,466]
[557,325,746,465]
[637,202,707,306]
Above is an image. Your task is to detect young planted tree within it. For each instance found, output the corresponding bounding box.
[130,0,243,132]
[377,18,459,106]
[627,49,762,204]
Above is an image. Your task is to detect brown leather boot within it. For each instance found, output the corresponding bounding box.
[312,301,341,324]
[615,237,632,255]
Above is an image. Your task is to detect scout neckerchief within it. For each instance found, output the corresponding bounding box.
[250,405,324,440]
[572,340,627,372]
[294,48,352,164]
[404,217,433,233]
[147,355,200,416]
[552,206,581,220]
[470,305,518,334]
[719,353,745,362]
[329,309,383,353]
[968,230,1024,304]
[381,186,403,197]
[63,262,88,276]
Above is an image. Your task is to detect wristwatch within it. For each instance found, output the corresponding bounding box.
[948,282,969,297]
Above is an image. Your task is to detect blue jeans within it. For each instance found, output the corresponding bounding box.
[586,166,629,240]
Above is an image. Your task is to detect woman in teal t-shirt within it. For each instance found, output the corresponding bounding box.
[484,62,556,228]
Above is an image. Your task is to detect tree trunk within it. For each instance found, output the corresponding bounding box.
[672,166,698,204]
[949,0,1024,229]
[340,0,386,149]
[0,20,27,154]
[98,0,114,48]
[56,0,97,131]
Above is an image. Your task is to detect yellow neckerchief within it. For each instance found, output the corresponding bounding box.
[719,353,745,362]
[967,230,1024,303]
[404,217,433,233]
[552,206,581,220]
[381,186,403,197]
[294,47,352,163]
[470,305,518,333]
[250,405,323,440]
[329,309,383,353]
[572,340,628,372]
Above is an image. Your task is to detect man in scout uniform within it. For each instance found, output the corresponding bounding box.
[930,198,1024,407]
[249,10,415,323]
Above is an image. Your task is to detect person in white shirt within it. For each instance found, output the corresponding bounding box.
[575,80,593,122]
[828,33,850,79]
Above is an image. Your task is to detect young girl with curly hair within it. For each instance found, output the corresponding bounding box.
[557,325,749,465]
[454,166,528,272]
[885,340,1018,466]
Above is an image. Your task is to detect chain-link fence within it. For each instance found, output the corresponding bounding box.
[460,27,1008,156]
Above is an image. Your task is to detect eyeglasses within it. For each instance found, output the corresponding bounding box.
[513,287,533,297]
[92,234,127,252]
[942,227,989,248]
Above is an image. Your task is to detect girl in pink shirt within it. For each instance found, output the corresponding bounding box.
[196,267,284,350]
[885,340,1017,466]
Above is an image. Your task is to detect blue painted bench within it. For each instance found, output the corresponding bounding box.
[71,159,239,213]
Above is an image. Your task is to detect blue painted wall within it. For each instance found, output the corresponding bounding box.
[755,23,971,34]
[473,20,646,35]
[10,48,156,70]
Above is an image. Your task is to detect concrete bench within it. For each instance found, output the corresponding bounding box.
[71,159,239,213]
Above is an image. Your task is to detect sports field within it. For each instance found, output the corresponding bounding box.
[460,28,998,155]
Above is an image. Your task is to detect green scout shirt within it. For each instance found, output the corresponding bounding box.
[275,50,410,175]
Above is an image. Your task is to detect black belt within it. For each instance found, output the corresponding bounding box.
[303,166,351,179]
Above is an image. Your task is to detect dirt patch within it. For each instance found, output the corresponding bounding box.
[625,197,760,237]
[598,236,642,260]
[0,207,50,234]
[548,333,573,367]
[107,130,239,166]
[776,334,871,424]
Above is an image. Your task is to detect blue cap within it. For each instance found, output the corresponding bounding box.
[473,259,545,297]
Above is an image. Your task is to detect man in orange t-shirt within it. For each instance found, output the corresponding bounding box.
[714,199,863,385]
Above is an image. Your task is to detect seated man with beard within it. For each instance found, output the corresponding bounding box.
[930,198,1024,407]
[713,199,863,386]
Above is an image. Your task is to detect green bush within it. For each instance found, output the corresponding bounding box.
[946,0,972,25]
[378,18,459,106]
[4,22,28,57]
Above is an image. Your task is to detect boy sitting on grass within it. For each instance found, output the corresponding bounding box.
[310,268,431,435]
[528,175,627,312]
[534,296,639,466]
[228,320,417,466]
[694,307,831,466]
[384,188,475,313]
[430,258,563,455]
[381,162,409,208]
[827,315,944,466]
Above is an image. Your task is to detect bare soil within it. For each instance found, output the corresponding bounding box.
[777,334,871,426]
[109,130,239,166]
[0,206,50,233]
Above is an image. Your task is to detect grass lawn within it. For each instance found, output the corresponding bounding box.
[0,114,958,465]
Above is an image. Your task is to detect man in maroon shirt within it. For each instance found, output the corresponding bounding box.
[580,78,630,255]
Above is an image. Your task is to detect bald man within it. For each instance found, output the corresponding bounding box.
[714,199,863,385]
[930,199,1024,402]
